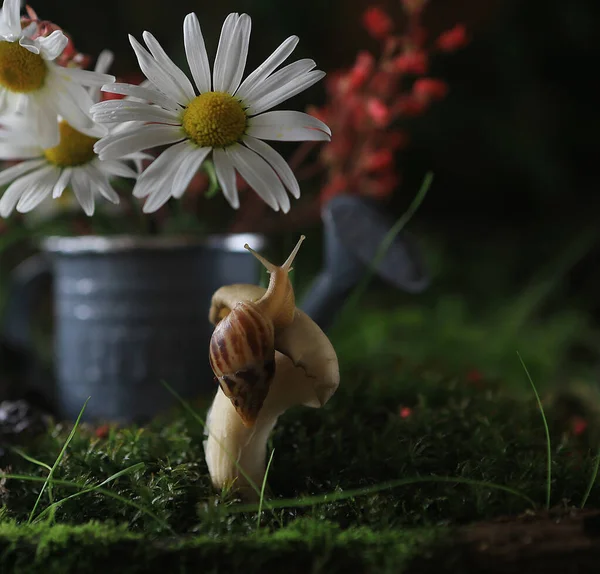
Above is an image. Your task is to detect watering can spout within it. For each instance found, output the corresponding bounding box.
[299,194,430,331]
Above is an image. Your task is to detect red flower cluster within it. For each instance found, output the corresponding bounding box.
[312,2,468,204]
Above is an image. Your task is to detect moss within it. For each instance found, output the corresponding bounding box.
[0,518,444,574]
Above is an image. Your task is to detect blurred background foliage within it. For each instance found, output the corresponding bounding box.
[2,0,600,399]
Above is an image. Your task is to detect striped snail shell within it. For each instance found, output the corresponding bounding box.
[208,236,306,427]
[209,300,275,427]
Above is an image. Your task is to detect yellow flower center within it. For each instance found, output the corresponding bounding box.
[44,121,99,167]
[182,91,247,148]
[0,40,47,93]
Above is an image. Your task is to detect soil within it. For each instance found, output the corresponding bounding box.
[415,508,600,573]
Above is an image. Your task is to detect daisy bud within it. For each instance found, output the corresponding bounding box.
[362,6,394,40]
[436,25,469,52]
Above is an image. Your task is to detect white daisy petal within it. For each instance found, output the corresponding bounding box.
[2,0,21,37]
[0,158,46,187]
[37,30,69,61]
[226,143,289,212]
[43,73,96,132]
[100,83,183,112]
[16,166,59,213]
[53,168,72,199]
[24,94,61,147]
[97,159,138,179]
[94,124,185,160]
[236,35,299,99]
[223,14,251,95]
[70,168,96,216]
[242,59,316,106]
[89,50,115,102]
[0,143,41,159]
[53,65,116,87]
[213,13,239,92]
[247,110,331,142]
[242,135,300,199]
[129,34,189,105]
[212,148,239,208]
[184,12,211,93]
[91,100,181,124]
[0,167,48,218]
[171,145,211,199]
[133,140,190,199]
[247,70,325,116]
[142,31,196,102]
[85,163,120,203]
[17,36,40,55]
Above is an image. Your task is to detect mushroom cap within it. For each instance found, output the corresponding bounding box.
[209,284,340,408]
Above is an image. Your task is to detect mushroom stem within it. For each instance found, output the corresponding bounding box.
[204,351,334,501]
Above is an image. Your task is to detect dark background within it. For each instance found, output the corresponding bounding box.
[36,0,600,302]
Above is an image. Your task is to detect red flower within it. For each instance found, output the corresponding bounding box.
[95,424,110,439]
[413,78,449,102]
[572,416,588,436]
[362,149,394,172]
[362,7,394,40]
[395,95,427,117]
[394,51,428,75]
[366,98,391,126]
[349,51,375,89]
[399,406,412,419]
[437,25,469,52]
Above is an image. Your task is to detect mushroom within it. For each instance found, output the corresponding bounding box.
[203,237,339,500]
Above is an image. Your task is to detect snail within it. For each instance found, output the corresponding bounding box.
[204,236,340,499]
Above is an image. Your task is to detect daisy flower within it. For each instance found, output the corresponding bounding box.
[0,0,115,145]
[0,50,142,217]
[91,12,331,214]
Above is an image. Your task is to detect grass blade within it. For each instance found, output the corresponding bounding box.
[226,475,536,514]
[33,462,146,523]
[257,449,275,529]
[517,352,552,510]
[581,446,600,509]
[1,472,172,533]
[28,397,90,524]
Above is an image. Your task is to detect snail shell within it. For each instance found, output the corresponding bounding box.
[209,300,275,427]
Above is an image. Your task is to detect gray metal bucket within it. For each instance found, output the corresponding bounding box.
[2,234,265,423]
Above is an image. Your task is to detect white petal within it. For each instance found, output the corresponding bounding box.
[236,35,299,99]
[133,140,190,199]
[17,37,40,54]
[0,166,48,217]
[43,72,95,132]
[85,163,120,203]
[213,148,239,208]
[0,158,46,187]
[247,70,325,116]
[97,159,138,179]
[142,31,195,102]
[100,83,182,112]
[53,168,72,198]
[53,65,115,87]
[2,0,21,36]
[16,166,59,213]
[226,144,289,212]
[89,50,114,102]
[70,168,95,216]
[223,14,251,94]
[37,30,68,60]
[247,110,331,142]
[91,100,181,124]
[242,59,315,105]
[242,136,300,199]
[0,143,41,159]
[184,12,211,93]
[94,124,185,160]
[22,94,60,147]
[171,145,211,199]
[129,34,189,106]
[212,13,239,92]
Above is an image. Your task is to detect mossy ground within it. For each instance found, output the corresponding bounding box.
[1,360,599,573]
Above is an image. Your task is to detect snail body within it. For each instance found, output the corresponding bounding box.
[208,236,305,427]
